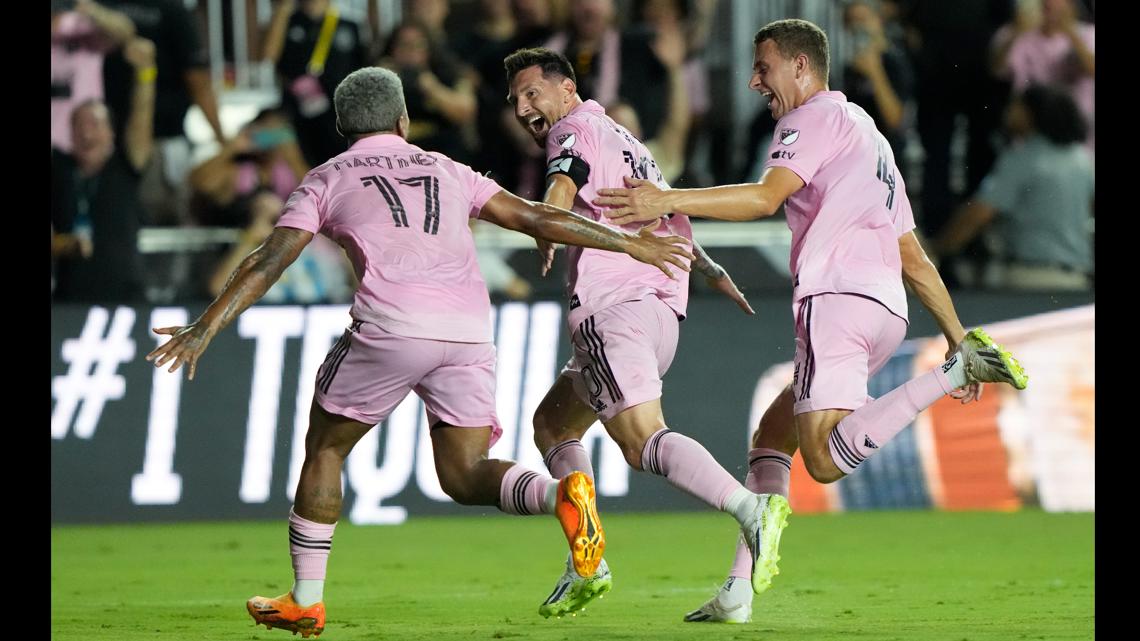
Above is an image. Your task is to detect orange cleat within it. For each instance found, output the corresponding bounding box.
[246,592,325,638]
[556,471,606,577]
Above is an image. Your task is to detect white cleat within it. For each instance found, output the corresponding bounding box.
[683,577,752,623]
[538,556,612,619]
[956,328,1029,389]
[741,494,792,595]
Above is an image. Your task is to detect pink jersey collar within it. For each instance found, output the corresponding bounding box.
[803,90,847,106]
[348,133,410,150]
[567,99,605,117]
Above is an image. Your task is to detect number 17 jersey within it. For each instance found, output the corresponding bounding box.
[276,133,504,343]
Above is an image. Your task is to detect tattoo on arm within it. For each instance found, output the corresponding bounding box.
[209,228,311,331]
[525,201,631,253]
[691,241,726,279]
[555,211,627,251]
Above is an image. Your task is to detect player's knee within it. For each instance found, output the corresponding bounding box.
[622,445,645,471]
[532,410,559,454]
[445,487,480,506]
[437,465,480,505]
[305,432,354,462]
[612,435,647,471]
[801,447,842,484]
[800,452,830,483]
[753,421,798,453]
[753,385,797,451]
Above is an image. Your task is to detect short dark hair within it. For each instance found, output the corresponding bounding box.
[1020,84,1088,146]
[754,19,830,83]
[504,47,577,86]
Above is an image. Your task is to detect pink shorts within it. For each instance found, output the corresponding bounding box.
[792,294,908,415]
[315,320,503,446]
[563,296,679,422]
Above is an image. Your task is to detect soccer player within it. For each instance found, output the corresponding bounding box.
[503,48,785,619]
[144,66,696,638]
[592,19,1029,623]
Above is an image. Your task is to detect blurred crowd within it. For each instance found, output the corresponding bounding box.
[50,0,1094,305]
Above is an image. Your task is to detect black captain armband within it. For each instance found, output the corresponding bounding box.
[546,153,591,189]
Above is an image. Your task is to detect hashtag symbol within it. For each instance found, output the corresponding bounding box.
[51,306,137,440]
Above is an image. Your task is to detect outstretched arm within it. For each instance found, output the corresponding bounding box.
[692,240,754,314]
[899,231,979,403]
[479,190,694,280]
[146,227,313,379]
[593,167,804,224]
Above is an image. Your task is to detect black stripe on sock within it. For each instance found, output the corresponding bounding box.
[543,440,580,469]
[513,471,539,516]
[750,454,793,471]
[829,428,862,469]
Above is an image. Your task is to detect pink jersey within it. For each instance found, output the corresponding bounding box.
[763,91,916,322]
[51,12,108,153]
[545,100,692,329]
[277,134,503,342]
[1003,24,1095,149]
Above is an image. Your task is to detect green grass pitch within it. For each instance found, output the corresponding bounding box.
[52,510,1093,640]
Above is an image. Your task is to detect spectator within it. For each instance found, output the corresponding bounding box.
[51,0,136,154]
[633,0,716,186]
[453,0,560,191]
[543,0,672,140]
[606,22,689,184]
[51,38,156,303]
[378,21,478,162]
[454,0,523,186]
[842,0,915,165]
[262,0,369,167]
[903,0,1013,286]
[455,0,517,68]
[934,84,1093,291]
[188,108,309,228]
[633,0,713,121]
[512,0,557,49]
[403,0,451,47]
[877,0,909,47]
[992,0,1094,150]
[100,0,225,226]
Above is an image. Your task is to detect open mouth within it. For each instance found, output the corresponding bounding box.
[527,115,548,137]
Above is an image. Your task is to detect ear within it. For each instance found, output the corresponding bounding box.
[396,112,410,139]
[560,76,577,101]
[335,118,345,139]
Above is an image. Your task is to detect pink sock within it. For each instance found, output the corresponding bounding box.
[640,429,743,510]
[498,464,558,516]
[728,448,792,578]
[289,508,337,581]
[748,448,792,497]
[829,367,952,474]
[543,439,593,479]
